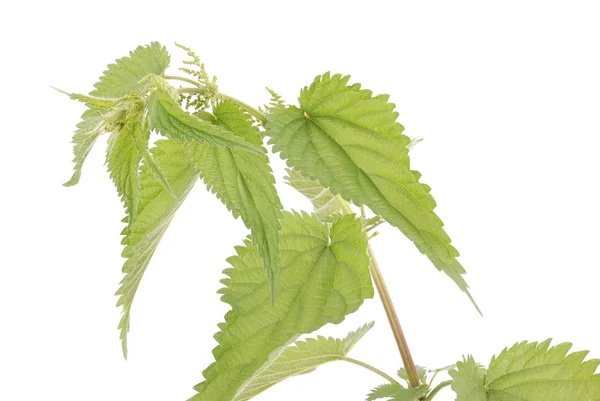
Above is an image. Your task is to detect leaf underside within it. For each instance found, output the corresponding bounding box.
[266,72,478,312]
[188,100,282,296]
[450,340,600,401]
[285,167,342,220]
[190,212,374,401]
[116,139,198,358]
[231,322,374,401]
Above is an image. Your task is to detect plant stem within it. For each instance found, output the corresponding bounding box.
[336,195,421,388]
[342,357,400,385]
[165,75,202,87]
[424,380,452,401]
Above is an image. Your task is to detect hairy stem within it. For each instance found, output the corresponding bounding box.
[342,357,400,385]
[336,195,421,388]
[424,380,452,401]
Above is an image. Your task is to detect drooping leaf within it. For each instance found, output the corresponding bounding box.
[449,356,487,401]
[367,383,429,401]
[285,167,342,220]
[229,322,374,401]
[190,212,374,401]
[105,121,143,221]
[146,88,264,155]
[450,340,600,401]
[188,100,282,296]
[116,139,198,358]
[267,72,478,312]
[63,107,107,186]
[91,42,170,98]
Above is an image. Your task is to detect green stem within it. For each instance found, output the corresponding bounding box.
[424,380,452,401]
[336,195,421,388]
[165,75,202,87]
[342,357,399,385]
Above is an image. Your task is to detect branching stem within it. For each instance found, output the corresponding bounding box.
[424,380,452,401]
[336,195,421,388]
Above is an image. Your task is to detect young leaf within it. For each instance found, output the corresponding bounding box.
[230,322,374,401]
[285,167,342,220]
[266,72,478,311]
[64,41,170,186]
[63,107,107,186]
[367,383,406,401]
[367,383,429,401]
[91,42,170,98]
[190,212,374,401]
[116,139,198,358]
[187,100,282,297]
[398,365,427,385]
[450,340,600,401]
[146,88,263,155]
[449,356,487,401]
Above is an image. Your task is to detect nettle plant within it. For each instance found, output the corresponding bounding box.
[58,43,599,401]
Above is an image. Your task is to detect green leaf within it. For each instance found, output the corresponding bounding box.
[486,340,600,400]
[266,72,478,312]
[229,322,374,401]
[450,341,600,401]
[146,88,264,155]
[105,121,142,221]
[449,356,487,401]
[91,42,170,98]
[190,212,374,401]
[188,100,282,296]
[115,139,198,358]
[285,167,342,220]
[367,383,429,401]
[63,107,107,186]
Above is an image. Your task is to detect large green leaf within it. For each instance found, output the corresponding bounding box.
[450,340,600,401]
[146,88,263,155]
[190,212,374,401]
[266,72,477,311]
[116,139,198,358]
[91,42,170,98]
[231,322,374,401]
[188,100,282,295]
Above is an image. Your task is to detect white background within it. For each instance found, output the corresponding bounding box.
[1,1,599,400]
